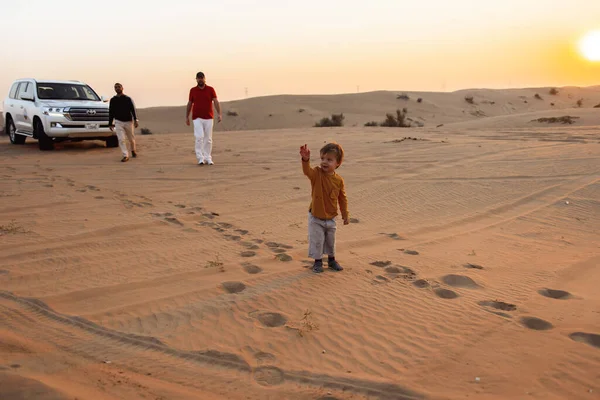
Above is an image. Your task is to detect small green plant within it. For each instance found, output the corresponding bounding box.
[417,98,423,103]
[364,121,378,127]
[549,88,559,95]
[226,110,238,116]
[464,95,474,104]
[298,108,305,113]
[534,93,543,100]
[576,98,583,107]
[140,128,152,135]
[314,113,344,127]
[397,93,410,100]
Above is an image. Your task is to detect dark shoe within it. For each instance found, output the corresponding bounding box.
[328,259,343,271]
[131,151,137,158]
[121,156,129,162]
[312,260,324,273]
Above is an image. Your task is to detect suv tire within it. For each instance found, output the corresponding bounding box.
[35,120,54,151]
[7,116,26,145]
[106,135,119,148]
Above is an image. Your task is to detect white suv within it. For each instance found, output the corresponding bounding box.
[2,79,118,150]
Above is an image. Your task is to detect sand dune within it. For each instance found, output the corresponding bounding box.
[1,119,599,399]
[132,86,600,134]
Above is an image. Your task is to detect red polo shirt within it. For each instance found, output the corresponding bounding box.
[189,85,217,120]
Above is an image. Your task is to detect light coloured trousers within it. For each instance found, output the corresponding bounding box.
[193,118,214,162]
[308,212,337,259]
[115,120,136,157]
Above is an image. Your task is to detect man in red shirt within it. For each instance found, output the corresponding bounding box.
[185,72,222,165]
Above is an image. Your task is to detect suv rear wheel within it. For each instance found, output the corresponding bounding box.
[7,116,26,145]
[35,120,54,151]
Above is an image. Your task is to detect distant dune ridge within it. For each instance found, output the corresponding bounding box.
[129,86,600,134]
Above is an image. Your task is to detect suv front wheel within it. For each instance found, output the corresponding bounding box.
[35,120,54,151]
[7,116,26,145]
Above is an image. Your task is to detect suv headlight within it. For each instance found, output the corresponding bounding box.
[42,107,66,116]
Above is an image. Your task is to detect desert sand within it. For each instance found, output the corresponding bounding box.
[1,87,599,400]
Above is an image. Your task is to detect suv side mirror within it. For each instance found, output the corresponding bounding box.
[101,95,108,102]
[20,94,34,102]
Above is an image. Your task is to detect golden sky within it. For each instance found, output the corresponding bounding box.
[2,0,599,107]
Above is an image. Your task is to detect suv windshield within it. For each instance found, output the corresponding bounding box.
[37,83,100,101]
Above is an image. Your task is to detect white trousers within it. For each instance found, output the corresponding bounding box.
[115,120,136,157]
[193,118,214,162]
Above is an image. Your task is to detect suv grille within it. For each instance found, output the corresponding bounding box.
[67,108,109,122]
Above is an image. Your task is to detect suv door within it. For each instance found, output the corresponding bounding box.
[4,82,21,126]
[17,81,36,134]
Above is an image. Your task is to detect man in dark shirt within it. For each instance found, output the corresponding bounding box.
[109,83,139,162]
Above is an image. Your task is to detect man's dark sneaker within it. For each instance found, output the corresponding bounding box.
[312,260,324,273]
[328,259,344,271]
[121,156,129,162]
[132,151,137,158]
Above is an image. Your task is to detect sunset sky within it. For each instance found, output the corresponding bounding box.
[2,0,600,108]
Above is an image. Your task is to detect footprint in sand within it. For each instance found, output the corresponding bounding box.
[385,266,417,280]
[257,312,287,327]
[402,249,420,255]
[266,242,293,250]
[434,288,459,299]
[235,229,249,235]
[219,222,234,229]
[0,270,9,276]
[165,217,183,226]
[413,279,430,288]
[253,366,284,386]
[242,242,260,250]
[241,251,256,258]
[272,248,287,254]
[349,218,360,223]
[381,233,405,240]
[242,263,262,274]
[442,274,481,289]
[464,263,484,270]
[175,204,186,208]
[374,275,390,283]
[222,281,247,294]
[94,196,104,200]
[538,288,572,300]
[225,235,242,241]
[254,351,276,364]
[568,332,600,349]
[370,260,392,268]
[521,317,553,331]
[275,253,292,262]
[253,239,264,244]
[478,300,517,312]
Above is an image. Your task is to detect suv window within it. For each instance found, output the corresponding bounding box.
[37,83,100,101]
[9,82,20,99]
[17,82,33,99]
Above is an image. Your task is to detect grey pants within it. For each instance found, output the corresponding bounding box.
[308,212,337,259]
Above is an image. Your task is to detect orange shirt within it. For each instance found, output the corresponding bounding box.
[302,160,349,221]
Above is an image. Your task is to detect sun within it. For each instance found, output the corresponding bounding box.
[579,30,600,61]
